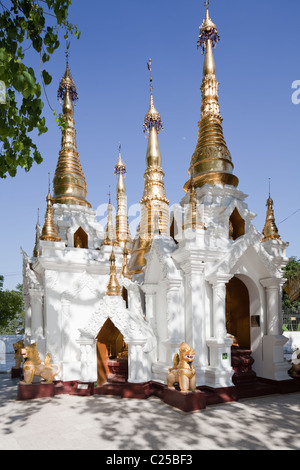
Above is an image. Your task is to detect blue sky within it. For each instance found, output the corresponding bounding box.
[0,0,300,290]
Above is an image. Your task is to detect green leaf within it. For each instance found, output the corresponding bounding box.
[42,69,52,85]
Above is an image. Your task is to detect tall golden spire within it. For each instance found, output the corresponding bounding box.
[129,59,169,274]
[106,248,121,296]
[262,179,281,242]
[184,1,238,192]
[52,45,91,208]
[140,59,169,234]
[114,143,132,246]
[40,175,61,242]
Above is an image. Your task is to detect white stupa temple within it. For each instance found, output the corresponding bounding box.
[21,3,292,402]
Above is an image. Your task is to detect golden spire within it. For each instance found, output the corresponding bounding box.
[140,59,169,228]
[52,44,91,208]
[184,1,238,192]
[33,208,40,257]
[106,248,121,296]
[114,143,132,246]
[129,59,169,274]
[40,175,61,242]
[121,244,132,279]
[102,187,117,246]
[262,179,281,242]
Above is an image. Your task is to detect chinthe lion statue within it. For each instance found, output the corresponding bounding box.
[289,348,300,378]
[167,342,196,392]
[13,340,25,369]
[21,343,60,384]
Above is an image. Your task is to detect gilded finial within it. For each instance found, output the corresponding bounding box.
[40,174,61,242]
[262,178,281,242]
[197,0,220,53]
[106,248,121,296]
[143,59,163,134]
[114,143,127,176]
[57,42,78,104]
[148,58,153,89]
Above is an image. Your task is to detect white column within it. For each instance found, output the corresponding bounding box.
[206,274,234,388]
[142,284,157,332]
[260,278,284,335]
[211,274,232,340]
[23,293,32,344]
[128,341,147,383]
[259,277,290,381]
[181,254,207,385]
[28,288,44,341]
[77,337,97,383]
[166,278,184,362]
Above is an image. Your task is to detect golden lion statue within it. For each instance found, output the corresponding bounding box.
[167,342,196,392]
[13,340,24,369]
[21,343,60,384]
[289,348,300,378]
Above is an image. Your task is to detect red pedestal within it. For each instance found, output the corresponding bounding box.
[18,382,55,400]
[163,388,206,412]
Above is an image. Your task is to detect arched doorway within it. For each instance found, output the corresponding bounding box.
[96,318,128,386]
[226,276,250,349]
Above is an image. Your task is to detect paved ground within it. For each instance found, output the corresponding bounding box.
[0,373,299,451]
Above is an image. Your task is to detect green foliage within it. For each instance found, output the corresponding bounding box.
[282,257,300,310]
[283,256,300,281]
[282,257,300,331]
[0,278,24,334]
[0,0,80,178]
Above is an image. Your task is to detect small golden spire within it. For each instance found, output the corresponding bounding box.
[40,174,61,242]
[114,144,131,245]
[52,44,90,208]
[121,244,132,279]
[184,1,238,192]
[102,187,118,246]
[106,248,121,296]
[182,178,206,231]
[262,179,281,242]
[33,208,40,257]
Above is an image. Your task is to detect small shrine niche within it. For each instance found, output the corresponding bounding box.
[229,208,245,240]
[74,227,88,248]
